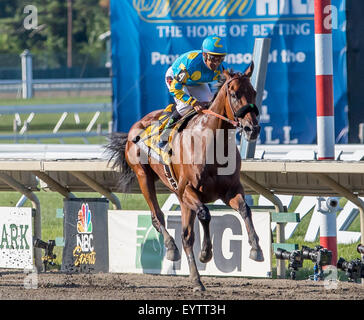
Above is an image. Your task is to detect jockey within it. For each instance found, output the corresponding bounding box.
[158,34,228,149]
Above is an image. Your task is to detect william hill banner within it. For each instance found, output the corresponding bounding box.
[111,0,348,144]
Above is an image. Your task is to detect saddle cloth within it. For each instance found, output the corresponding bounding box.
[134,104,195,165]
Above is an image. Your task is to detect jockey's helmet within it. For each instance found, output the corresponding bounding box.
[202,34,227,55]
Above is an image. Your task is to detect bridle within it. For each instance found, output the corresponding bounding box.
[225,75,260,123]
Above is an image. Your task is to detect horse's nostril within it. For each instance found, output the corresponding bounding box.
[244,126,252,132]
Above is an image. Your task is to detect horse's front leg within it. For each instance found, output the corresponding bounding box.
[180,203,205,292]
[224,187,264,262]
[182,184,212,264]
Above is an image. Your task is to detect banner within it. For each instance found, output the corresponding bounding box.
[108,210,272,278]
[110,0,348,144]
[61,198,109,273]
[0,207,33,269]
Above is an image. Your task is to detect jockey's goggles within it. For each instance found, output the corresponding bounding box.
[206,53,226,63]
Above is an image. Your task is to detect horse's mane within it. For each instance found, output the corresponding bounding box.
[209,68,236,105]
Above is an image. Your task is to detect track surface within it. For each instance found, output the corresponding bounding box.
[0,270,363,300]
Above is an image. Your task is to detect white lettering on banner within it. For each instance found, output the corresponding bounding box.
[264,126,280,144]
[258,126,299,145]
[256,0,314,16]
[151,52,179,65]
[225,53,252,65]
[156,25,182,38]
[186,25,227,38]
[281,50,306,63]
[252,23,311,36]
[283,126,298,144]
[229,24,249,37]
[156,23,311,39]
[151,49,305,66]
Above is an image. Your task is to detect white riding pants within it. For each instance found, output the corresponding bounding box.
[165,66,214,116]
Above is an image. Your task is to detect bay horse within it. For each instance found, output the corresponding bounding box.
[107,62,263,292]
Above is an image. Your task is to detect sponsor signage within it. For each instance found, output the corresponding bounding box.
[111,0,348,144]
[108,210,271,277]
[62,198,109,273]
[0,207,33,269]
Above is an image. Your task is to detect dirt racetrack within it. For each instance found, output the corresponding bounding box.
[0,270,363,300]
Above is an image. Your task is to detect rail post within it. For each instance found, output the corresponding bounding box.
[20,49,33,99]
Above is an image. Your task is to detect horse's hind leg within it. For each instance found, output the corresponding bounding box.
[133,164,180,261]
[224,187,264,262]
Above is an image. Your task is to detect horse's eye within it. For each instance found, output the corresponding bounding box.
[233,91,242,100]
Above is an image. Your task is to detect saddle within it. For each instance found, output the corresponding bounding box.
[133,104,196,190]
[134,104,195,164]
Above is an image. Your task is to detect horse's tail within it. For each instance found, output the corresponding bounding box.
[105,132,136,192]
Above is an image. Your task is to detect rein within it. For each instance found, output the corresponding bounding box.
[201,109,239,127]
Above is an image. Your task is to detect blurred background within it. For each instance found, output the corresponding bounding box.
[0,0,111,144]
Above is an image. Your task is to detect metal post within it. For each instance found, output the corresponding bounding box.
[359,123,364,144]
[317,197,340,265]
[20,49,33,99]
[240,38,271,159]
[67,0,73,68]
[70,171,121,209]
[32,171,76,199]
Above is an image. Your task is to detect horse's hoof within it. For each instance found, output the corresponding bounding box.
[199,250,213,263]
[249,248,264,262]
[192,280,206,293]
[166,248,181,261]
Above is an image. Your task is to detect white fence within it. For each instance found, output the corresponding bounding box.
[0,103,112,143]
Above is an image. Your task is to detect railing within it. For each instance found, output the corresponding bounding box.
[0,102,112,143]
[0,78,111,93]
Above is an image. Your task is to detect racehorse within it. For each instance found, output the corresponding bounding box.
[106,62,263,292]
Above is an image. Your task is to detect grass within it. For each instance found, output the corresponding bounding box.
[0,96,112,144]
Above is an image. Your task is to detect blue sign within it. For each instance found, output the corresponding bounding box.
[110,0,348,144]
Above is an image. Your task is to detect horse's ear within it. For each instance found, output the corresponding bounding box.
[223,69,232,80]
[244,61,254,78]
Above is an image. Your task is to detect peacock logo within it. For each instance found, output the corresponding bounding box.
[77,203,93,234]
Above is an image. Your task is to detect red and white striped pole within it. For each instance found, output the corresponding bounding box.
[318,197,339,266]
[314,0,335,160]
[315,1,337,265]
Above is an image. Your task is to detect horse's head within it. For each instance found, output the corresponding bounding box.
[222,63,261,141]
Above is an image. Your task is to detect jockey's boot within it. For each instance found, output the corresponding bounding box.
[158,112,181,150]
